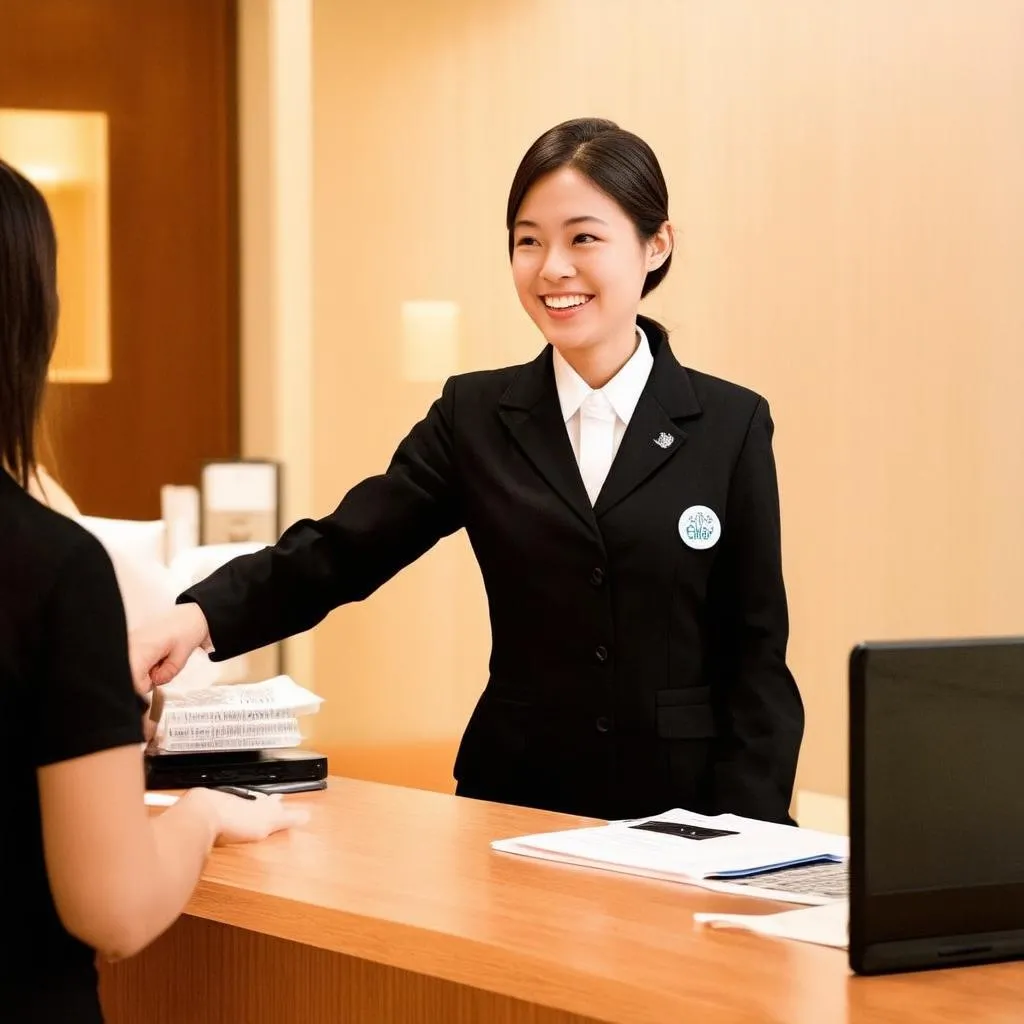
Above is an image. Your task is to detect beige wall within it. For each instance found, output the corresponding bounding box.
[243,0,1024,798]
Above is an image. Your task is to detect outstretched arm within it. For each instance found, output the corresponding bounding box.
[181,377,463,660]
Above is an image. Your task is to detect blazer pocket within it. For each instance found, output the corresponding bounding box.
[454,692,531,780]
[655,686,717,740]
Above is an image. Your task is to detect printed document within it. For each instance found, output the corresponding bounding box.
[492,808,849,905]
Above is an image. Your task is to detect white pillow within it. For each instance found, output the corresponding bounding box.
[168,541,267,590]
[77,515,167,567]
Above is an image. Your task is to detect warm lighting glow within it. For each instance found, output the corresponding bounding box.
[0,109,111,384]
[18,163,64,185]
[400,300,460,382]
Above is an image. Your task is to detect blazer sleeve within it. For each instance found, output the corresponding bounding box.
[179,377,463,660]
[711,397,804,824]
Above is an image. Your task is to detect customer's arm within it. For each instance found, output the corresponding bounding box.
[39,748,300,960]
[35,534,306,961]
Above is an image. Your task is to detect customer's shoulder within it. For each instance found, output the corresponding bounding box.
[0,477,111,593]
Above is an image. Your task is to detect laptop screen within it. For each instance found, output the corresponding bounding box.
[851,638,1024,970]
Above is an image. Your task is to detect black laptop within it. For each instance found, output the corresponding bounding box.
[849,637,1024,974]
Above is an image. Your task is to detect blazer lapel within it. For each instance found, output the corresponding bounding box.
[594,321,703,517]
[498,347,597,533]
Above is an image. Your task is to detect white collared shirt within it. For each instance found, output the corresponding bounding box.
[552,325,654,500]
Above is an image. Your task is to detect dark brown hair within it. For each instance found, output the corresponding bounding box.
[0,159,59,487]
[506,118,672,298]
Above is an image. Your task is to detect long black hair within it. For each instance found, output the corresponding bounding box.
[0,159,59,487]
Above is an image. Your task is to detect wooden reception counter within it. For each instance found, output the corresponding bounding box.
[100,777,1023,1023]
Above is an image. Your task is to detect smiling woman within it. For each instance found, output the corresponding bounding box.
[129,117,804,829]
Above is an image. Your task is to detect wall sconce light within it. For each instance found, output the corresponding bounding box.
[0,109,111,384]
[400,300,460,383]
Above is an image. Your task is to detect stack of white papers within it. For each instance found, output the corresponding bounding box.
[492,808,848,905]
[150,675,323,753]
[694,900,849,949]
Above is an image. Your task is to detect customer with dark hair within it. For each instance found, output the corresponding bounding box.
[0,159,308,1023]
[132,118,803,826]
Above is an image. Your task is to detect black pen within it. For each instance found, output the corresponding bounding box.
[210,785,261,800]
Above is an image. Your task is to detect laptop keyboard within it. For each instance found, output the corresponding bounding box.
[725,860,850,901]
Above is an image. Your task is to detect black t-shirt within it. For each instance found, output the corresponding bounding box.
[0,470,144,1021]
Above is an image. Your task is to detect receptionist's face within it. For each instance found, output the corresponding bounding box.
[510,166,654,360]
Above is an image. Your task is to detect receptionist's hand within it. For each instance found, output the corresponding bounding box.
[129,603,211,696]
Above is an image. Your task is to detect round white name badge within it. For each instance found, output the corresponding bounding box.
[678,505,721,550]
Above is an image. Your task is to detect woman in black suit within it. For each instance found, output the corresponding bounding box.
[132,118,804,825]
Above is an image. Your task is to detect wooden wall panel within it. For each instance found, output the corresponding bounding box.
[101,915,598,1024]
[0,0,239,519]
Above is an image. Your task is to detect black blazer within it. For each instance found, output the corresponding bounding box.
[185,316,803,823]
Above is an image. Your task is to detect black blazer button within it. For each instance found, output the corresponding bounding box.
[594,645,609,663]
[595,716,611,733]
[589,567,605,586]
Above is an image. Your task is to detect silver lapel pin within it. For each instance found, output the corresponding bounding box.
[653,432,675,449]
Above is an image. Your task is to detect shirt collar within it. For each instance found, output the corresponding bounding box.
[552,324,654,424]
